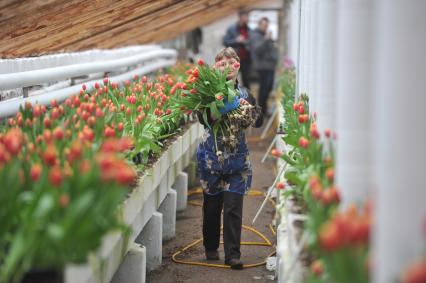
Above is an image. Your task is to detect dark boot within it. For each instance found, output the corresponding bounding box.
[225,258,244,270]
[205,250,220,260]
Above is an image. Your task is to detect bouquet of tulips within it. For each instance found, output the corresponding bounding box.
[172,59,260,158]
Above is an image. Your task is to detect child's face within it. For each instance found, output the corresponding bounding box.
[214,56,240,81]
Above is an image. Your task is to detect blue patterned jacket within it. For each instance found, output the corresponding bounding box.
[196,83,263,195]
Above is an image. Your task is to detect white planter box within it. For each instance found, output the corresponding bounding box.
[159,149,170,179]
[156,175,169,209]
[170,138,182,164]
[167,162,176,191]
[182,129,190,153]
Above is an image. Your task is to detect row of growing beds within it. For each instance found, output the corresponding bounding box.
[0,63,206,283]
[273,66,370,283]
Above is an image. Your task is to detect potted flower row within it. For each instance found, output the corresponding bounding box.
[0,64,196,283]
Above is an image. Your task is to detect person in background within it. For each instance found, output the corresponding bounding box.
[223,10,252,90]
[251,17,278,117]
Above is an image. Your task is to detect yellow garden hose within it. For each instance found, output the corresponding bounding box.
[171,187,277,269]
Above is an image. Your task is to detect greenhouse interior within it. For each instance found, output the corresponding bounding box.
[0,0,425,283]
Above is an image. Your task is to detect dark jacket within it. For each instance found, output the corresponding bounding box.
[251,28,278,71]
[223,23,253,60]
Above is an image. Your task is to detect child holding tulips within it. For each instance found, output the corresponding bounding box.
[196,47,263,269]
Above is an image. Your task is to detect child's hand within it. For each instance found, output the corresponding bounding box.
[239,98,249,105]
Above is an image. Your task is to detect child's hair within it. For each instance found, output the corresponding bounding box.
[215,47,240,63]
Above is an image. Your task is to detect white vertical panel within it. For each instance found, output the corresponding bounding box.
[315,0,337,132]
[373,1,426,282]
[335,0,374,206]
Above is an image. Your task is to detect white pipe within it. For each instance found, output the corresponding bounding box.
[372,1,426,283]
[0,49,177,90]
[0,45,160,74]
[335,0,373,207]
[0,58,176,118]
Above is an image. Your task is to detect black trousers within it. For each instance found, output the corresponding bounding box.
[203,191,244,261]
[257,69,275,115]
[239,58,252,90]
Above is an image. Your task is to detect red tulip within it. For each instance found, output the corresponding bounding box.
[82,84,87,90]
[4,128,23,156]
[27,142,35,154]
[82,127,95,142]
[59,193,70,207]
[326,168,335,182]
[298,114,309,123]
[271,148,282,158]
[53,127,64,141]
[24,118,32,127]
[115,163,136,185]
[118,137,134,152]
[88,116,96,126]
[310,124,320,139]
[8,118,16,127]
[293,103,299,111]
[0,144,11,164]
[118,122,124,132]
[49,166,63,186]
[276,182,285,190]
[197,58,205,66]
[30,163,42,182]
[16,116,22,126]
[311,185,323,200]
[298,136,309,149]
[51,108,60,120]
[104,127,115,138]
[311,260,323,277]
[33,104,41,117]
[51,99,58,107]
[319,221,342,251]
[321,186,340,206]
[95,108,104,118]
[325,128,331,138]
[401,260,426,283]
[43,145,57,166]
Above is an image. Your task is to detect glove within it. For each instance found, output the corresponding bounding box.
[219,97,240,115]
